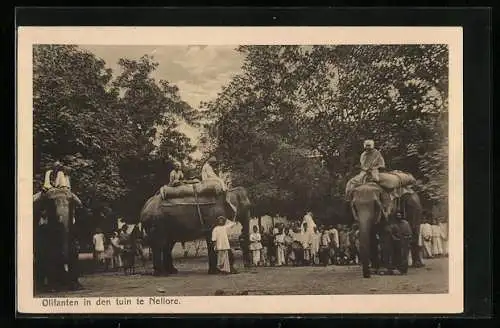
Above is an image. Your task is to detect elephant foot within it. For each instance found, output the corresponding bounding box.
[230,268,239,274]
[363,272,371,278]
[153,270,165,276]
[208,269,218,275]
[166,267,178,274]
[411,262,425,268]
[377,268,390,275]
[70,281,84,291]
[395,268,407,275]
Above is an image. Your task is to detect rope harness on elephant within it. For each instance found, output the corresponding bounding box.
[192,184,205,228]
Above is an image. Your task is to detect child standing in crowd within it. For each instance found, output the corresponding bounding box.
[110,231,123,269]
[319,227,331,266]
[249,225,263,266]
[284,227,294,265]
[311,227,321,265]
[302,222,313,265]
[92,228,105,268]
[274,228,286,266]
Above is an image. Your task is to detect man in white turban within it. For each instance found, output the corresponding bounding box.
[43,160,71,191]
[345,140,386,199]
[201,156,237,218]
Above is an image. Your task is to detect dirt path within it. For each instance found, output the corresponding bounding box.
[36,257,448,297]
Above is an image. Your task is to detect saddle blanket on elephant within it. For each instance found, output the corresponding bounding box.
[160,179,225,200]
[377,171,416,190]
[345,170,416,201]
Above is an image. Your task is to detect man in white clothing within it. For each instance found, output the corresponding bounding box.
[418,219,433,258]
[301,211,317,234]
[211,216,238,274]
[439,217,449,256]
[92,228,105,266]
[201,156,237,217]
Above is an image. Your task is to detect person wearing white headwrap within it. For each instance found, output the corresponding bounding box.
[43,160,71,190]
[345,140,385,199]
[201,156,237,217]
[359,139,385,182]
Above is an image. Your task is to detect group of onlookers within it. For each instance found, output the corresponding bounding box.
[248,220,361,267]
[91,225,144,271]
[418,217,448,258]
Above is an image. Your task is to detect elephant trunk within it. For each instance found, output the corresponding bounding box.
[55,201,72,271]
[354,200,376,278]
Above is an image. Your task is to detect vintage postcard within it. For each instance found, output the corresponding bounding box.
[17,26,463,314]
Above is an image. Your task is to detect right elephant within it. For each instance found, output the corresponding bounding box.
[350,183,423,278]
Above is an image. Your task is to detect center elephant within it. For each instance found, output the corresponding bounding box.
[139,184,251,275]
[350,183,423,278]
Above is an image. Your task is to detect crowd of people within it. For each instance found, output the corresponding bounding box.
[246,219,362,267]
[419,217,449,258]
[91,224,147,272]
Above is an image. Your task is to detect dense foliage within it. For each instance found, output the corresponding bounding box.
[33,45,197,235]
[201,45,448,221]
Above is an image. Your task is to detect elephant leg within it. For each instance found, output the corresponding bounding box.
[163,241,178,274]
[151,246,164,276]
[369,229,380,271]
[359,220,372,278]
[206,237,218,274]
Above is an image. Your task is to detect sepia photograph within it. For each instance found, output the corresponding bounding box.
[17,27,463,314]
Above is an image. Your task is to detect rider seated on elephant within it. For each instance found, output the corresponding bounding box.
[201,156,237,217]
[43,160,71,191]
[345,140,386,198]
[168,162,184,187]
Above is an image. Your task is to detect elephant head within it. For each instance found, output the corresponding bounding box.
[33,188,82,272]
[350,183,387,278]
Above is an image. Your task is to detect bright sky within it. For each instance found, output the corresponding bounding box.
[79,45,245,159]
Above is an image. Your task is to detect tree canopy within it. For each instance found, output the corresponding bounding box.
[201,45,448,221]
[33,45,197,235]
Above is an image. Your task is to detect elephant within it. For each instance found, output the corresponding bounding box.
[33,187,83,292]
[350,183,423,278]
[139,185,252,276]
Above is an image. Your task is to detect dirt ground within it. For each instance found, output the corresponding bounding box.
[36,245,449,297]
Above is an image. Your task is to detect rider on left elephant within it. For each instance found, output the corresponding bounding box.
[43,160,71,191]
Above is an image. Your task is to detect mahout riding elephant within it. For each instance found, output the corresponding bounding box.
[33,187,83,292]
[139,183,251,276]
[350,183,423,278]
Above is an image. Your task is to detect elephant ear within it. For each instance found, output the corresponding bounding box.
[33,192,42,203]
[374,189,392,221]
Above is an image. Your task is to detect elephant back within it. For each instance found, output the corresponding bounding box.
[377,171,416,189]
[160,179,225,199]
